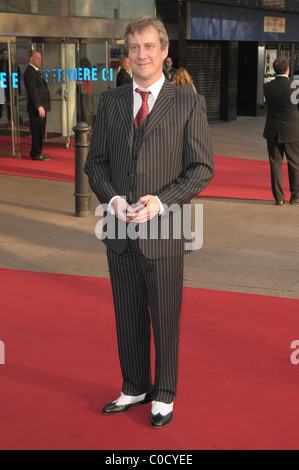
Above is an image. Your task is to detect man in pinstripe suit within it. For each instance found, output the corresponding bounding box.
[85,16,214,428]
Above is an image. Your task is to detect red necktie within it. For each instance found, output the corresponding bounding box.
[135,89,151,128]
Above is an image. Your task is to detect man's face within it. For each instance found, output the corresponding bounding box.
[128,25,168,88]
[165,58,172,70]
[1,50,8,61]
[30,52,42,68]
[123,58,130,71]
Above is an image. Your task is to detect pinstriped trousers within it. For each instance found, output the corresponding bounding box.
[107,239,184,404]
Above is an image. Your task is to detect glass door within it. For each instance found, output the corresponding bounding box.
[23,38,120,145]
[78,39,113,128]
[32,39,77,147]
[0,36,21,157]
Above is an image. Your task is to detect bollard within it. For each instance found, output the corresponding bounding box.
[73,121,92,217]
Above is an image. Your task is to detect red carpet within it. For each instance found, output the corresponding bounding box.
[200,156,290,201]
[0,136,290,201]
[1,267,299,450]
[0,136,75,183]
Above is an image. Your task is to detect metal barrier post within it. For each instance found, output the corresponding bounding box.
[73,121,92,217]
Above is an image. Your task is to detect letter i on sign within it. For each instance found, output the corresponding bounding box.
[0,340,4,364]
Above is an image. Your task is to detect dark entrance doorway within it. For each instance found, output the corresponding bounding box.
[237,42,258,116]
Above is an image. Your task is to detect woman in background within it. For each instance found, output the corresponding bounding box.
[172,67,197,94]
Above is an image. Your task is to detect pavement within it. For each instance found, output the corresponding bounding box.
[1,115,299,299]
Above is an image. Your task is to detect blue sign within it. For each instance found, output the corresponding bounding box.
[0,67,114,88]
[0,72,19,88]
[44,67,114,83]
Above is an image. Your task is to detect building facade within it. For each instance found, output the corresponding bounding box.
[0,0,155,157]
[157,0,299,121]
[2,0,299,157]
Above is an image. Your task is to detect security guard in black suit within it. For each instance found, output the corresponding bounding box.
[263,56,299,205]
[23,51,51,161]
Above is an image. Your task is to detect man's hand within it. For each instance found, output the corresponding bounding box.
[111,196,131,222]
[126,195,160,223]
[38,106,46,118]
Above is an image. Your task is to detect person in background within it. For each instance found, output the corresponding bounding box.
[163,56,177,81]
[263,56,299,205]
[78,58,94,127]
[116,57,132,87]
[0,48,22,123]
[23,51,51,161]
[172,67,197,94]
[0,48,10,121]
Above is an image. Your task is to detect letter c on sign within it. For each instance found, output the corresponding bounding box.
[101,68,113,81]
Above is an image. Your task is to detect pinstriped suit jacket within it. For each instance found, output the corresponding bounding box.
[85,79,214,259]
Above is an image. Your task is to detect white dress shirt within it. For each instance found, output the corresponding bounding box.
[133,73,165,117]
[29,63,39,72]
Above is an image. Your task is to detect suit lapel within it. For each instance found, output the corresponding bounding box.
[115,80,175,146]
[38,71,47,84]
[142,80,175,142]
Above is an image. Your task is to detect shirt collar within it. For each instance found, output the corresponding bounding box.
[133,74,165,100]
[29,63,39,72]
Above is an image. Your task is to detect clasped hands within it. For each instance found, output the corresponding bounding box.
[111,195,160,223]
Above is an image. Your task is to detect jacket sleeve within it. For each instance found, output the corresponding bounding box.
[156,95,214,208]
[84,93,118,204]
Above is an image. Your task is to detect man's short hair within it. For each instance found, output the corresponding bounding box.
[273,56,289,75]
[124,15,169,51]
